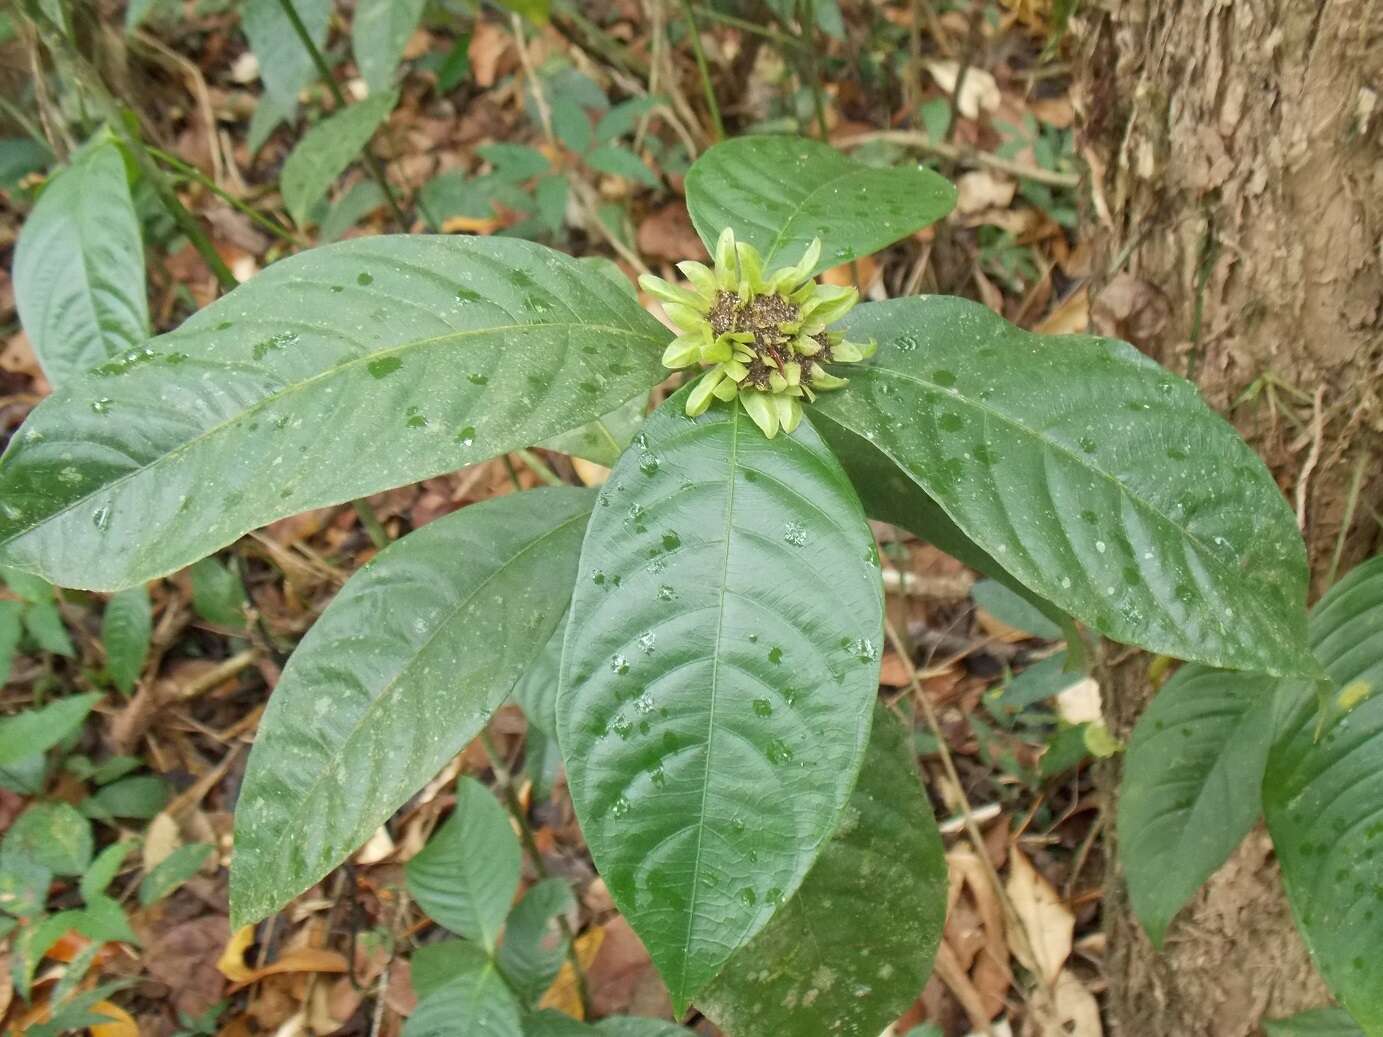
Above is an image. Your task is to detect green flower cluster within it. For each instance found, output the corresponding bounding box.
[638,229,874,439]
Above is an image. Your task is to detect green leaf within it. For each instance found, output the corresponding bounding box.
[699,705,947,1036]
[406,777,521,952]
[124,0,164,30]
[557,390,884,1007]
[595,98,661,143]
[496,877,573,1003]
[534,173,569,235]
[85,774,169,820]
[433,34,472,95]
[1264,1007,1366,1036]
[478,142,552,183]
[13,140,149,387]
[585,145,658,188]
[189,557,247,627]
[231,488,591,928]
[139,842,214,905]
[594,1021,692,1037]
[79,840,134,901]
[0,844,51,917]
[282,91,399,226]
[352,0,427,93]
[1264,555,1383,1029]
[410,939,486,1001]
[683,135,955,278]
[539,394,647,467]
[103,585,151,695]
[494,0,551,23]
[971,578,1063,640]
[0,138,52,190]
[320,181,387,243]
[241,0,331,113]
[76,893,139,944]
[0,692,99,765]
[0,600,21,683]
[22,597,74,657]
[404,949,523,1037]
[1117,664,1276,948]
[812,415,1078,658]
[813,296,1314,677]
[0,236,667,591]
[5,802,92,875]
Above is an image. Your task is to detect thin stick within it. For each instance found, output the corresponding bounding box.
[274,0,412,231]
[678,0,724,141]
[1295,385,1325,532]
[515,449,564,487]
[479,730,592,1018]
[798,0,830,139]
[510,15,652,276]
[25,7,239,291]
[941,7,981,149]
[1326,448,1369,588]
[883,615,1053,1004]
[147,146,303,247]
[352,499,391,550]
[690,3,804,49]
[832,129,1081,189]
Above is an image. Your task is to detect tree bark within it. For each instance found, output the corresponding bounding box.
[1073,1,1383,1033]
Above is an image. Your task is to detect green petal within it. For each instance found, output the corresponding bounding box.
[663,302,707,333]
[712,376,741,401]
[703,333,735,364]
[639,274,704,309]
[687,368,725,415]
[776,394,803,434]
[830,340,866,364]
[676,260,719,300]
[811,369,849,391]
[735,242,765,296]
[663,334,702,369]
[723,358,749,382]
[715,227,738,289]
[740,391,780,438]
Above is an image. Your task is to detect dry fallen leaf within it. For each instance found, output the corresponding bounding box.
[1026,969,1102,1037]
[927,61,1002,118]
[469,21,510,87]
[1005,851,1074,986]
[956,170,1017,214]
[572,458,611,486]
[218,923,350,988]
[1055,677,1102,726]
[89,1001,139,1037]
[143,812,183,872]
[1035,285,1090,335]
[637,203,709,261]
[539,925,606,1019]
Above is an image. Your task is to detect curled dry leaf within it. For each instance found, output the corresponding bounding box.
[1025,969,1102,1037]
[90,1001,139,1037]
[218,924,350,987]
[926,61,1002,118]
[1005,851,1073,987]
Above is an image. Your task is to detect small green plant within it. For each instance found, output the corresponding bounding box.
[6,123,1377,1034]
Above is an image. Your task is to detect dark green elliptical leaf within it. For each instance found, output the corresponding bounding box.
[230,487,593,928]
[1265,555,1383,1031]
[352,0,428,93]
[684,135,955,278]
[700,705,946,1037]
[814,296,1314,677]
[557,389,885,1008]
[0,237,668,591]
[1264,1007,1367,1037]
[1117,664,1276,947]
[13,139,149,387]
[815,416,1075,644]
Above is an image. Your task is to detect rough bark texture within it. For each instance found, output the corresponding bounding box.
[1073,1,1383,1033]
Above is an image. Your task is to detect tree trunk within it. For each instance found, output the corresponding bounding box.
[1073,1,1383,1033]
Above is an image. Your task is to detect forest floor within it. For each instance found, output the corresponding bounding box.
[0,1,1108,1034]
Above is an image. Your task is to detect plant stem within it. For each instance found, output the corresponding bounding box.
[515,449,564,487]
[478,730,593,1018]
[147,146,303,247]
[352,499,390,550]
[677,0,723,141]
[689,4,803,49]
[798,0,830,140]
[24,5,239,292]
[882,615,1054,1007]
[273,0,413,231]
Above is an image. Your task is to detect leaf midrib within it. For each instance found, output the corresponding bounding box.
[679,399,740,1000]
[839,365,1303,665]
[236,503,590,922]
[1,320,657,552]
